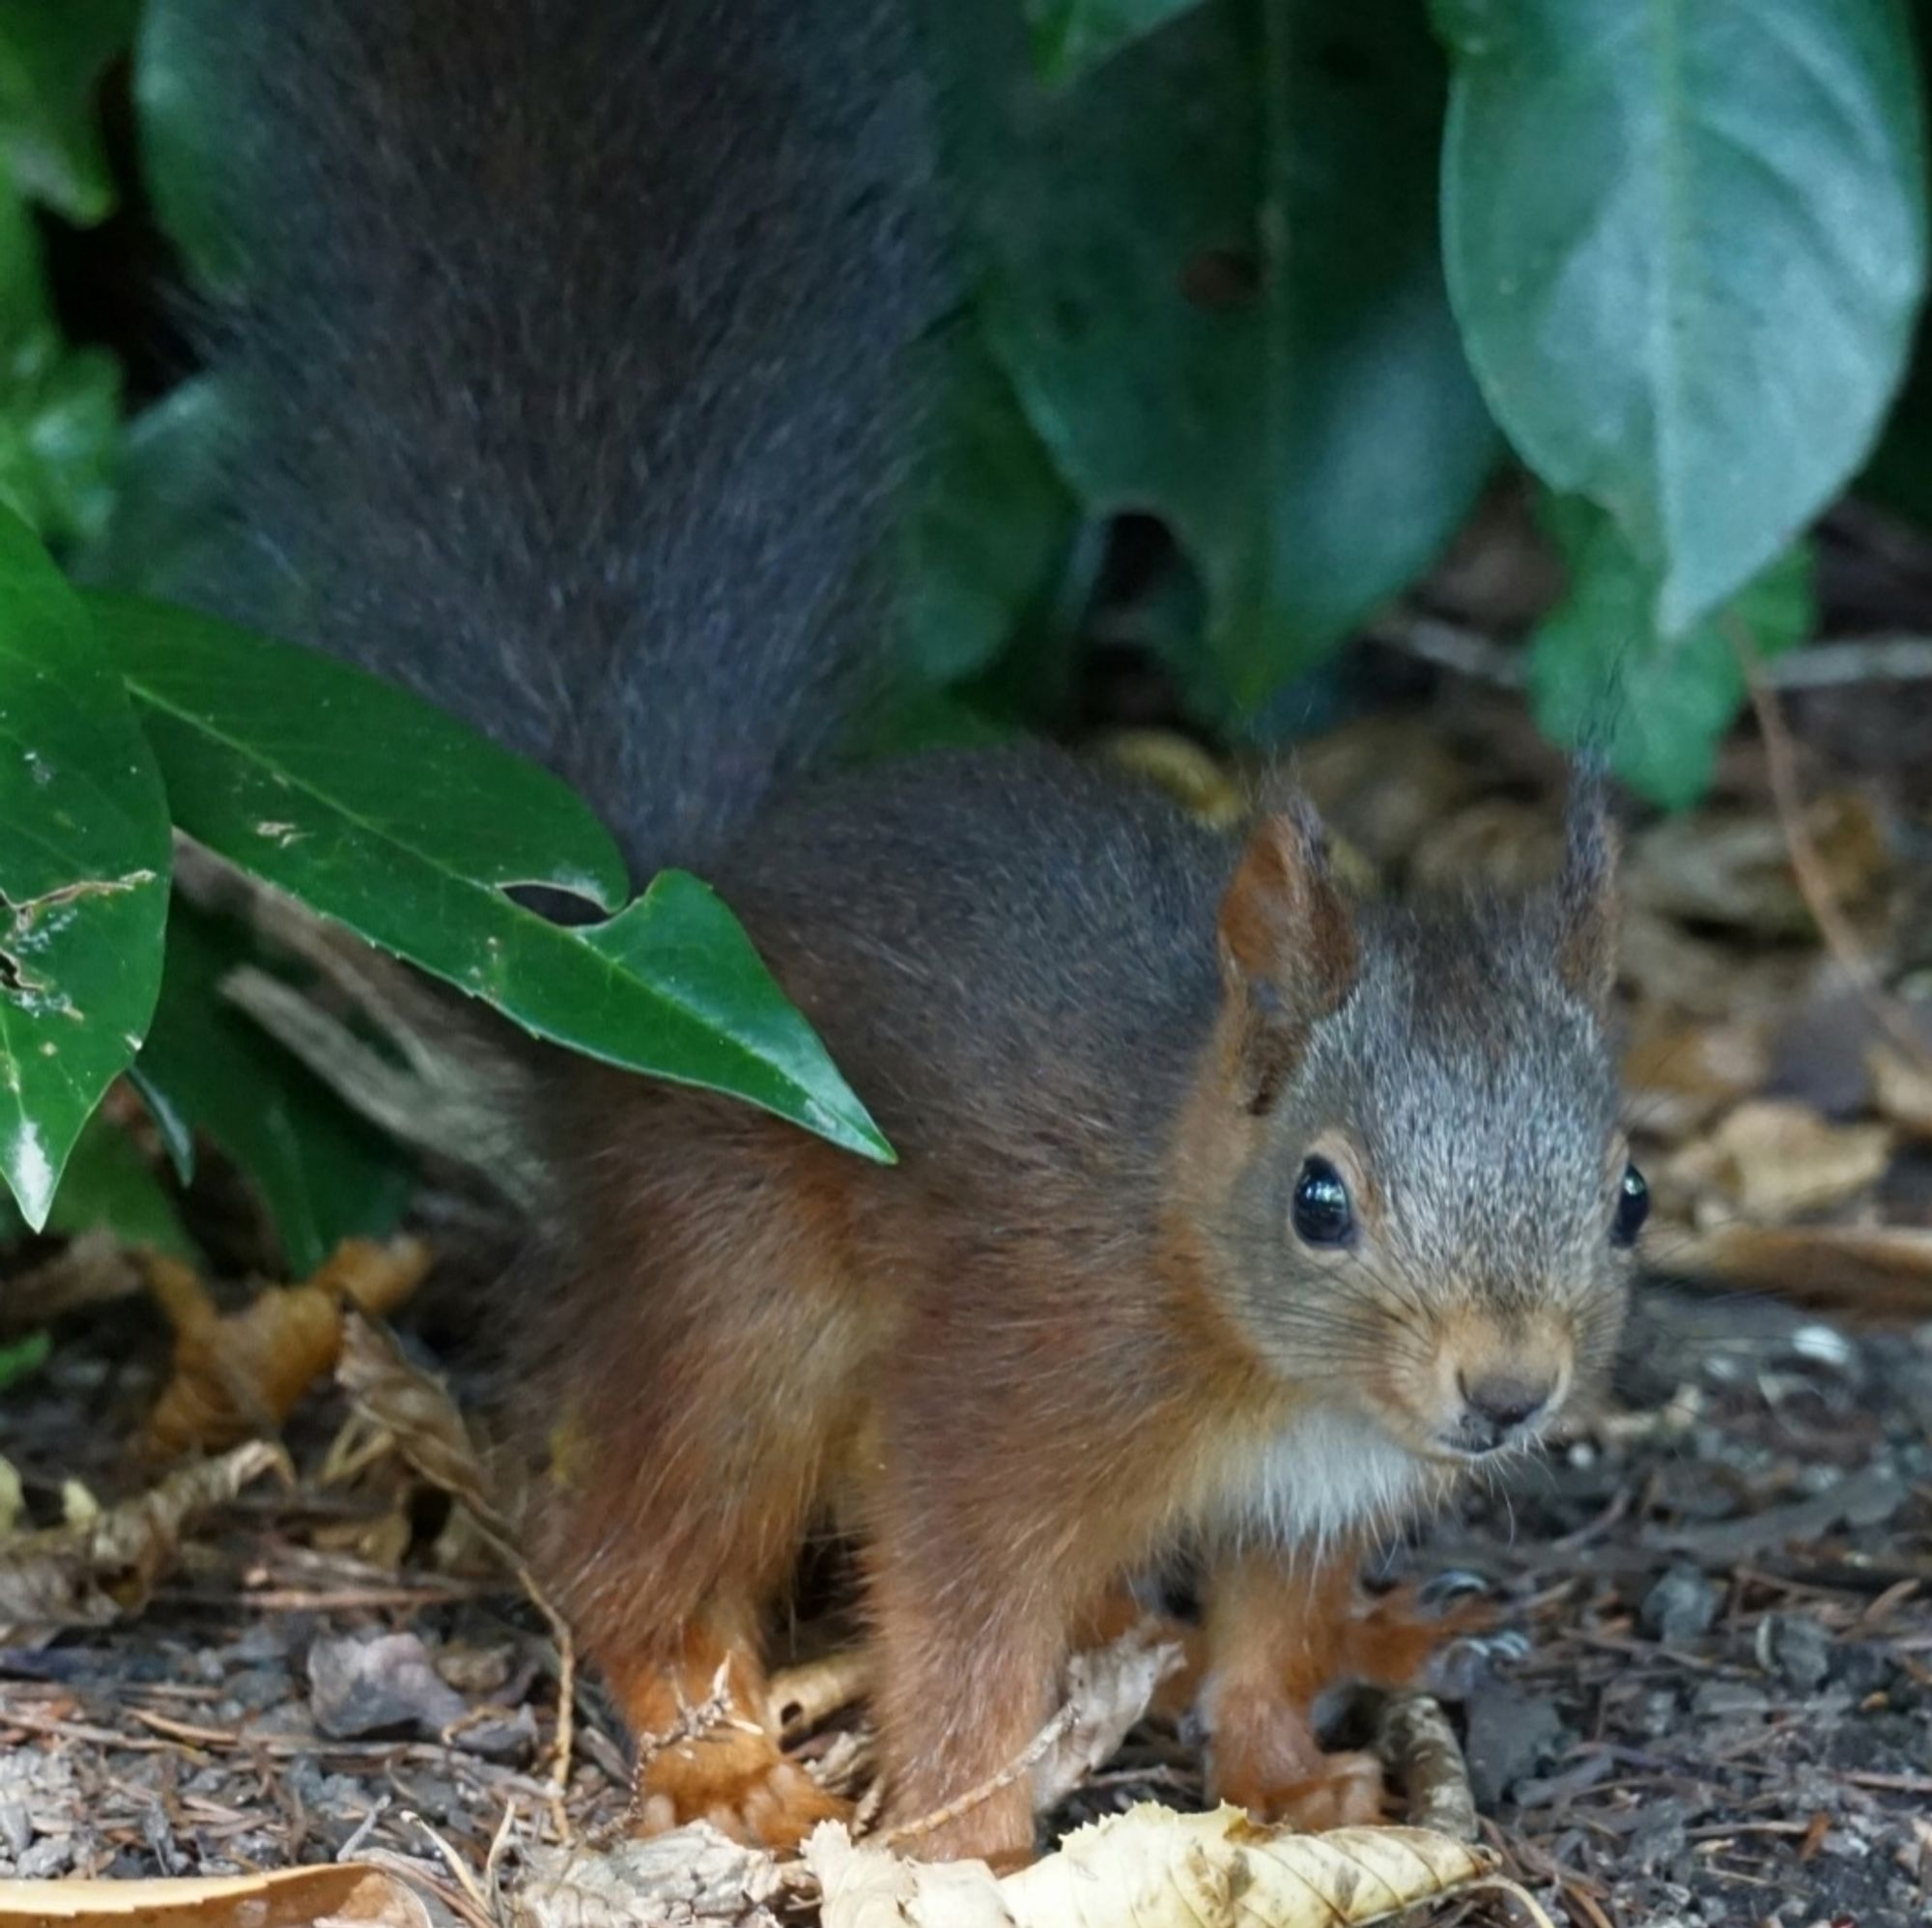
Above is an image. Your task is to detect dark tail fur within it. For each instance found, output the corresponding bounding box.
[179,0,942,877]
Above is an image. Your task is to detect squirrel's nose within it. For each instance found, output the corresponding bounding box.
[1456,1371,1552,1447]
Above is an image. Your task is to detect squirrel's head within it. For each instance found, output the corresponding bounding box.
[1190,772,1634,1468]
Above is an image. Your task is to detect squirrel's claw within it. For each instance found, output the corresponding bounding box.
[1414,1568,1493,1611]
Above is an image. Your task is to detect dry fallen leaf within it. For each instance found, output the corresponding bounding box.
[1664,1223,1932,1323]
[1869,1042,1932,1137]
[335,1311,520,1550]
[1622,1016,1771,1146]
[812,1806,1499,1928]
[0,1863,429,1928]
[144,1238,431,1459]
[1032,1621,1184,1811]
[1628,794,1888,939]
[1668,1099,1892,1223]
[1406,799,1560,897]
[1097,731,1245,831]
[0,1441,285,1634]
[513,1825,783,1928]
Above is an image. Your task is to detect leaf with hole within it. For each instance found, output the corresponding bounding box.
[89,596,891,1162]
[0,514,170,1227]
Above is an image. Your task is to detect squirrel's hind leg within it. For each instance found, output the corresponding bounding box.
[526,1115,872,1850]
[609,1600,850,1849]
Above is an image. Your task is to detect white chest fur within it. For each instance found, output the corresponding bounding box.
[1216,1405,1431,1554]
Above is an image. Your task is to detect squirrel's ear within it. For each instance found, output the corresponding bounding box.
[1216,800,1358,1111]
[1554,763,1620,1014]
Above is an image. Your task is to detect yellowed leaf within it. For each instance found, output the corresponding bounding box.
[0,1864,429,1928]
[143,1239,431,1460]
[810,1807,1496,1928]
[1096,731,1244,831]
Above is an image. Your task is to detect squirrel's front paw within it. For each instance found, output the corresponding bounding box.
[1219,1749,1386,1831]
[633,1726,850,1850]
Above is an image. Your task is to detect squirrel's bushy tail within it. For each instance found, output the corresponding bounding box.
[182,0,941,877]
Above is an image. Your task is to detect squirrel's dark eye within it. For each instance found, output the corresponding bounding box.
[1612,1161,1649,1247]
[1292,1156,1354,1247]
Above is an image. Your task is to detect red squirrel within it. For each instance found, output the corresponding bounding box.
[178,0,1640,1865]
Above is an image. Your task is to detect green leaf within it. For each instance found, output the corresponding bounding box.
[1442,0,1927,635]
[0,1329,48,1390]
[899,326,1079,689]
[0,0,138,225]
[70,375,252,601]
[0,179,121,553]
[135,902,409,1275]
[937,0,1496,722]
[0,343,121,553]
[0,516,170,1227]
[133,0,262,296]
[44,1107,199,1262]
[1023,0,1204,83]
[1526,502,1815,809]
[89,596,893,1163]
[126,1059,193,1184]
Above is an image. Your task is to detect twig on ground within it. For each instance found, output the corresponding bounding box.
[1374,1689,1479,1842]
[1737,631,1932,1081]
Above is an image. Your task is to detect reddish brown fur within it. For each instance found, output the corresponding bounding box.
[519,764,1628,1863]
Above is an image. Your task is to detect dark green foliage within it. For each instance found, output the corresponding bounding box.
[0,0,1927,1240]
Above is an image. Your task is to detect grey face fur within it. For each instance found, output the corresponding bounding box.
[1221,888,1634,1461]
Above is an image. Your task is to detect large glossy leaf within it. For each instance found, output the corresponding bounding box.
[899,327,1079,690]
[1441,0,1926,635]
[0,517,169,1227]
[1023,0,1204,83]
[135,902,407,1275]
[133,0,261,296]
[1527,502,1815,809]
[90,596,892,1162]
[0,0,138,224]
[937,0,1496,722]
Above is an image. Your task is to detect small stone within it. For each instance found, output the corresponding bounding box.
[1831,1640,1895,1699]
[1640,1565,1719,1644]
[1755,1612,1833,1693]
[16,1836,73,1879]
[1462,1686,1563,1807]
[0,1803,30,1857]
[1690,1678,1770,1720]
[307,1631,469,1740]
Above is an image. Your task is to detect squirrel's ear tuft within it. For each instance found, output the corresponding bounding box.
[1554,762,1620,1014]
[1216,800,1358,1111]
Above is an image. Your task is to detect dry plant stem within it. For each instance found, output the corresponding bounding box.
[1738,638,1932,1080]
[633,1662,752,1772]
[878,1702,1078,1850]
[1373,1689,1478,1842]
[1470,1877,1561,1928]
